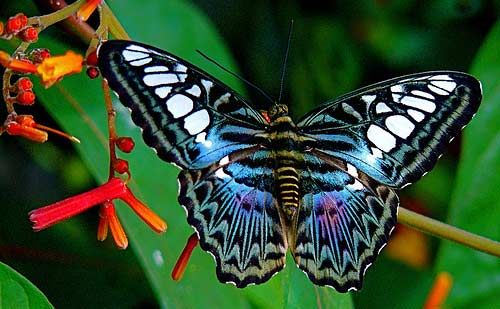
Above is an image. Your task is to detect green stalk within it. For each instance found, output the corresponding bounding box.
[398,207,500,257]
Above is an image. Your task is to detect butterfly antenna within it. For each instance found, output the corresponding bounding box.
[196,50,274,104]
[278,19,294,104]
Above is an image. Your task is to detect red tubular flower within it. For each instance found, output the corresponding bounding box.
[5,121,47,143]
[423,272,453,309]
[77,0,103,21]
[29,177,167,247]
[171,233,199,281]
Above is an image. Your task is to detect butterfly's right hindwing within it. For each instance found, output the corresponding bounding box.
[98,40,267,169]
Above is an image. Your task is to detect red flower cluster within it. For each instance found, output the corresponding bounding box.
[30,177,167,249]
[0,13,38,42]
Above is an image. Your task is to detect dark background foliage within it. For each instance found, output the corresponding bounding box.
[0,0,498,307]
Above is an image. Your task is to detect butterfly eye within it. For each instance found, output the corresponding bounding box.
[261,111,271,123]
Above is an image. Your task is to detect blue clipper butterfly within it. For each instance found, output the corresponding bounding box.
[97,40,482,292]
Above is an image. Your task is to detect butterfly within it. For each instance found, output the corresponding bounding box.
[97,40,482,292]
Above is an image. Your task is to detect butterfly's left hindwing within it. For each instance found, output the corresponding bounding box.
[178,149,287,287]
[298,72,482,188]
[98,40,267,169]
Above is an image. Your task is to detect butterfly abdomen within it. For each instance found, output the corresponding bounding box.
[276,164,300,216]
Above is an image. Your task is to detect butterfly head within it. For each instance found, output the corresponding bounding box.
[269,104,289,121]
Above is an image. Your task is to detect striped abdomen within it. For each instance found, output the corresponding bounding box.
[276,164,300,217]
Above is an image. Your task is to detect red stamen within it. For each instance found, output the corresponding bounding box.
[171,233,199,281]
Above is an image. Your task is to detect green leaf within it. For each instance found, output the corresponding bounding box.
[21,0,352,307]
[0,262,52,308]
[435,20,500,308]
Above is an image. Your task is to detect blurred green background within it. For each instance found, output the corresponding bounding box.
[0,0,498,308]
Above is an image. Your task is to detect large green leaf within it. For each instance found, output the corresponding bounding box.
[435,20,500,308]
[23,0,352,307]
[0,262,52,308]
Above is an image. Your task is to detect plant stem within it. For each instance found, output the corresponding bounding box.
[398,207,500,257]
[101,3,130,40]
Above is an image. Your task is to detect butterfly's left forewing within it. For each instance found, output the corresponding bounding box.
[98,40,268,169]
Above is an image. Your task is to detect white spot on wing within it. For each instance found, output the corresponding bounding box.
[431,80,456,92]
[385,115,415,139]
[391,85,403,93]
[174,64,188,73]
[195,132,213,148]
[367,125,396,152]
[347,179,364,190]
[371,147,383,158]
[346,163,359,177]
[219,155,230,165]
[427,84,449,95]
[184,109,210,135]
[155,86,172,99]
[130,58,152,66]
[144,73,178,86]
[400,96,436,112]
[411,90,435,100]
[429,74,453,81]
[167,94,193,118]
[407,109,425,122]
[214,156,232,179]
[144,66,169,73]
[214,93,231,108]
[186,85,202,97]
[376,102,392,114]
[201,80,213,92]
[361,95,376,104]
[126,45,150,53]
[122,50,148,61]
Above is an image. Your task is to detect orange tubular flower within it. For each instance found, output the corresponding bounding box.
[0,51,37,73]
[172,233,199,281]
[0,50,83,87]
[98,201,128,249]
[36,51,83,87]
[5,120,48,143]
[423,272,453,309]
[77,0,103,22]
[29,177,167,249]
